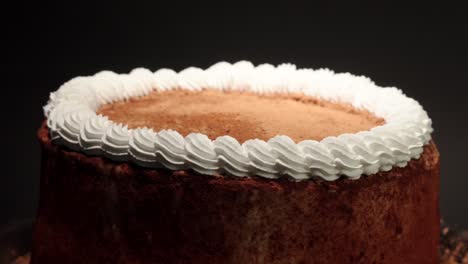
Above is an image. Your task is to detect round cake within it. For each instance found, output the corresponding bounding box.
[32,61,440,264]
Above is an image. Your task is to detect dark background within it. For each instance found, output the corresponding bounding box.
[2,2,467,230]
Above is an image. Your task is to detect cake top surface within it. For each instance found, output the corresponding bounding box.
[98,90,384,143]
[43,61,433,181]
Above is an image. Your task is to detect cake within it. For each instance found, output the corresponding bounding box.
[32,61,440,264]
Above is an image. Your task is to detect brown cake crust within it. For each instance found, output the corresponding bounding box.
[32,123,440,264]
[97,90,384,142]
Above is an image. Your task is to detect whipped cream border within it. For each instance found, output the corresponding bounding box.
[44,61,433,181]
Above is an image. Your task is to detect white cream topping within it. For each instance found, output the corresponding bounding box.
[44,61,433,181]
[79,114,110,155]
[102,124,130,161]
[129,127,158,167]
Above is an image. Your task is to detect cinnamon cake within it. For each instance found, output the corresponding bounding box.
[33,61,439,263]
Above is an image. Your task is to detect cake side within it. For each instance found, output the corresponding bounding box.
[32,123,440,264]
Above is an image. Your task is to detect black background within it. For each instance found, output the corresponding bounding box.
[2,2,467,229]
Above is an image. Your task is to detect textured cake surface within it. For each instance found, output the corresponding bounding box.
[32,124,440,264]
[98,90,384,142]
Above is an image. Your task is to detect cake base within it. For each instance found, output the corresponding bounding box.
[32,123,440,264]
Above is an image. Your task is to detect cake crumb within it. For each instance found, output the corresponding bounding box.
[10,253,30,264]
[440,221,468,264]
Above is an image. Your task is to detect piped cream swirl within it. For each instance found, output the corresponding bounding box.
[44,61,433,181]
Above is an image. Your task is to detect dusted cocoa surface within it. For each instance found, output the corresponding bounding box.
[97,90,384,142]
[32,123,440,264]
